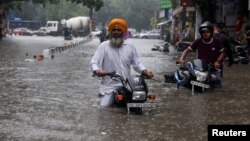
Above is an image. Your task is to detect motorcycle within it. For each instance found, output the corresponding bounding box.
[152,41,170,52]
[106,72,156,114]
[232,45,249,64]
[229,38,249,64]
[176,41,192,52]
[152,35,170,52]
[165,59,221,95]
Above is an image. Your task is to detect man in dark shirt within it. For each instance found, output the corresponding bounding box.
[178,21,225,69]
[213,23,233,67]
[177,21,225,84]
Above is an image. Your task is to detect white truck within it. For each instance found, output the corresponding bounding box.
[41,16,90,37]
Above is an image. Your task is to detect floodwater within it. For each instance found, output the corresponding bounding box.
[0,36,250,141]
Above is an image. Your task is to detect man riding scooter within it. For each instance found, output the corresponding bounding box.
[90,18,154,107]
[177,21,225,88]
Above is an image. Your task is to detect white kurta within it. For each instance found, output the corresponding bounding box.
[91,40,146,94]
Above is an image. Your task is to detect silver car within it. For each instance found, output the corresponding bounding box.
[139,30,160,39]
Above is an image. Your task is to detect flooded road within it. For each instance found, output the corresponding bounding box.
[0,36,250,141]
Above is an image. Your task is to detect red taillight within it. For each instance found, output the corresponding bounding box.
[117,95,123,101]
[148,95,156,100]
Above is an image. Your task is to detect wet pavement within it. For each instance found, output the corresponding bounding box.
[0,36,250,141]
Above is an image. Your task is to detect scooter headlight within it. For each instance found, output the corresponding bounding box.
[132,91,146,101]
[194,70,208,82]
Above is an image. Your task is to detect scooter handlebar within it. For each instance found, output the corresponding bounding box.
[106,71,125,81]
[209,64,221,72]
[176,60,187,67]
[106,71,116,76]
[140,73,151,79]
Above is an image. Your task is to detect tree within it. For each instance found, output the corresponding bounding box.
[2,0,159,32]
[95,0,160,31]
[68,0,103,11]
[10,0,90,25]
[0,0,26,4]
[1,0,104,27]
[0,0,59,5]
[43,1,89,22]
[1,0,103,10]
[13,0,104,32]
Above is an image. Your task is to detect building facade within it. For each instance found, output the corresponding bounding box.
[159,0,250,44]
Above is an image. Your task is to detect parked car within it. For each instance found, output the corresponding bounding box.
[13,28,33,36]
[132,32,142,38]
[139,30,160,39]
[32,28,46,36]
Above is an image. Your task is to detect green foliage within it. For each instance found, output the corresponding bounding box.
[0,0,60,6]
[11,0,89,25]
[13,2,44,21]
[32,0,60,4]
[44,0,89,21]
[68,0,104,11]
[1,0,103,11]
[4,0,159,31]
[96,0,160,31]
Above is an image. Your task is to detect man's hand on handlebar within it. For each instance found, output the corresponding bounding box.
[176,59,185,65]
[142,69,154,79]
[94,70,107,77]
[214,61,221,69]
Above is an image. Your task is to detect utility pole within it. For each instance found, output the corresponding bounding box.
[89,8,93,32]
[195,4,202,39]
[154,11,157,29]
[181,0,187,38]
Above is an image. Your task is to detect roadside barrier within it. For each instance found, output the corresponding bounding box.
[25,36,93,62]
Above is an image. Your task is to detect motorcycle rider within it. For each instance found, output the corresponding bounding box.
[177,21,225,86]
[91,18,154,107]
[99,24,108,43]
[214,23,233,67]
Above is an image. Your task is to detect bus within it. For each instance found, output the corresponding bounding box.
[9,19,41,30]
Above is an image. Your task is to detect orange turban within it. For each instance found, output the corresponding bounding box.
[108,18,128,34]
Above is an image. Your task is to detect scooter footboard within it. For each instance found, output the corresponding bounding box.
[164,73,176,83]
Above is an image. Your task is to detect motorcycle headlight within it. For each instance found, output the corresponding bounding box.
[194,70,208,82]
[132,91,146,101]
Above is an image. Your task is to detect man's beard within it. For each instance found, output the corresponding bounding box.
[110,37,123,48]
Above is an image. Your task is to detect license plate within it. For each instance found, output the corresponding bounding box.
[190,80,209,88]
[127,103,156,108]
